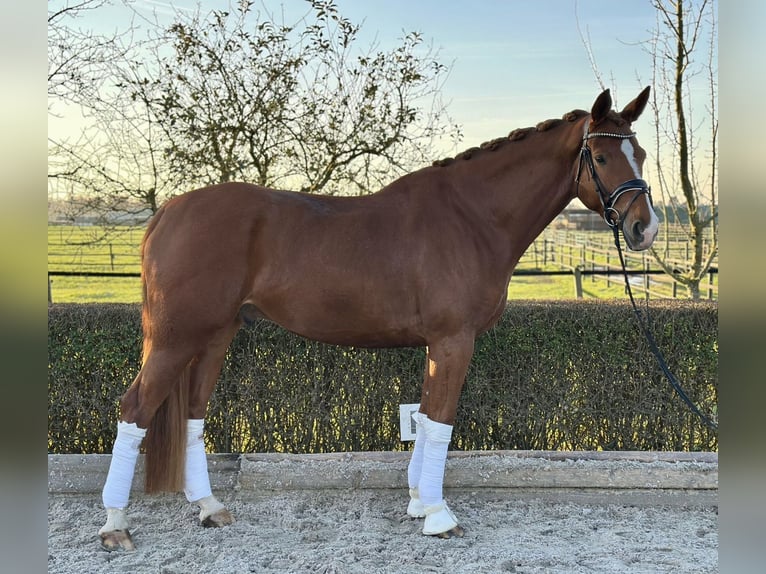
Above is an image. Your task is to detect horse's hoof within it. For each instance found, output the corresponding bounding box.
[407,488,426,518]
[433,525,465,539]
[201,508,235,528]
[407,498,426,519]
[99,529,136,552]
[423,502,462,538]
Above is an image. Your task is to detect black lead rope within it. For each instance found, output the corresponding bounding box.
[610,225,718,430]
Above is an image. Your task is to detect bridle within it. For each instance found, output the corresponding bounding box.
[575,129,652,229]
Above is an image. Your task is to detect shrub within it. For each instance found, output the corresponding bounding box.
[48,300,717,453]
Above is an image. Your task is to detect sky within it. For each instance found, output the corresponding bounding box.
[328,0,658,144]
[59,0,658,143]
[49,0,714,196]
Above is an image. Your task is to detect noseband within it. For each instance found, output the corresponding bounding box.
[575,130,652,228]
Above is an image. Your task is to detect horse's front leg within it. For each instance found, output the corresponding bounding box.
[407,334,474,538]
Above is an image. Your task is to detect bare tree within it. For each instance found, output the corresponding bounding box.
[48,0,123,106]
[48,0,457,229]
[124,0,454,194]
[646,0,718,299]
[48,0,163,233]
[48,93,173,225]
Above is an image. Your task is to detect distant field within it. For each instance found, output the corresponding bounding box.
[48,225,143,303]
[47,224,703,303]
[507,271,627,300]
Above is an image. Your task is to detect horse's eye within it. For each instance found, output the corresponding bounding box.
[595,155,606,165]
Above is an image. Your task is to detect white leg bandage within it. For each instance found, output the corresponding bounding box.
[407,412,427,518]
[184,419,213,503]
[416,415,458,535]
[407,411,426,488]
[417,415,453,507]
[102,421,146,509]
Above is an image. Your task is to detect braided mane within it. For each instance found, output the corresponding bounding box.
[432,109,589,167]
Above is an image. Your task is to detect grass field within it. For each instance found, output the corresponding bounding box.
[46,225,680,303]
[48,225,143,302]
[507,272,628,299]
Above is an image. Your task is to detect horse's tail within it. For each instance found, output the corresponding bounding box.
[138,204,191,494]
[143,363,190,493]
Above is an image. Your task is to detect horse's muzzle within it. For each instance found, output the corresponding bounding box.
[604,179,657,251]
[622,206,659,251]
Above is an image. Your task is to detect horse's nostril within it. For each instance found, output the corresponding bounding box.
[632,220,644,240]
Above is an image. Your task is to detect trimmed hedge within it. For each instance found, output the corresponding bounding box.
[48,300,717,454]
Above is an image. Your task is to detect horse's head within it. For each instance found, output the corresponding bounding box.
[575,87,658,251]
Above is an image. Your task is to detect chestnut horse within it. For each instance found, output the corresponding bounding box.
[99,88,657,550]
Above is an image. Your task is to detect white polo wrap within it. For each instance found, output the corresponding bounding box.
[414,414,453,507]
[102,421,146,509]
[407,411,427,489]
[184,418,213,503]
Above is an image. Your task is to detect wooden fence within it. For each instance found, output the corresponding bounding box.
[540,229,718,300]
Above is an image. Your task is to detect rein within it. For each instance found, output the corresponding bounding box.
[577,128,717,430]
[610,226,718,430]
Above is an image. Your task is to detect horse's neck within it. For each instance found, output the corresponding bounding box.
[455,118,585,260]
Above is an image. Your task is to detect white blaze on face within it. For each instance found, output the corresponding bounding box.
[642,201,660,249]
[620,138,659,248]
[620,138,642,179]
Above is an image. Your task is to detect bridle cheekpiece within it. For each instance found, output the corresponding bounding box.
[575,129,652,228]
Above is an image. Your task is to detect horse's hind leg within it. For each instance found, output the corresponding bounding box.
[98,418,146,551]
[99,345,196,551]
[183,322,241,528]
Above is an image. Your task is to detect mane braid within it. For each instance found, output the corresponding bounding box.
[432,108,588,167]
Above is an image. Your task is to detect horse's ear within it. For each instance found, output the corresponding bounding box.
[620,86,651,124]
[590,89,612,124]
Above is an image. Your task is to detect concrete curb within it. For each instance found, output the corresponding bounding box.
[49,450,717,503]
